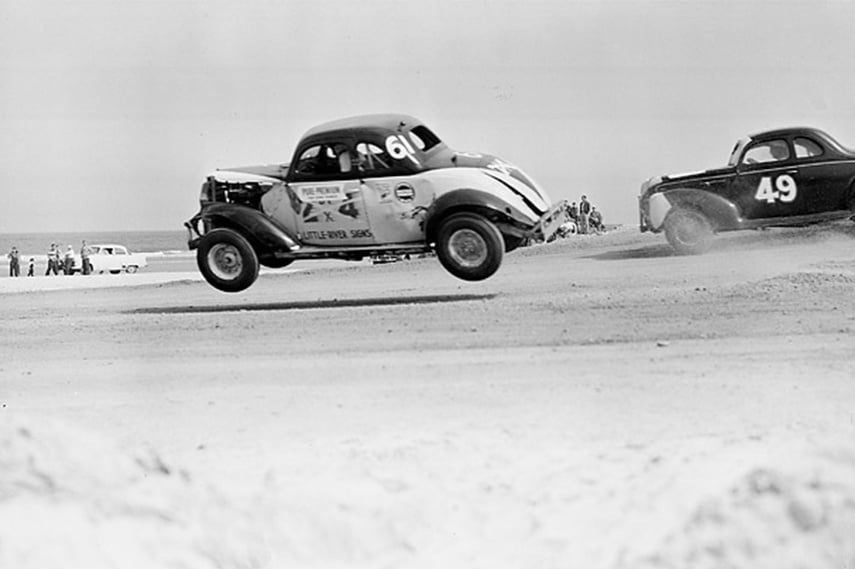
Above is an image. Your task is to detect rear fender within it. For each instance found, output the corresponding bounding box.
[424,189,535,242]
[650,189,742,231]
[189,203,300,258]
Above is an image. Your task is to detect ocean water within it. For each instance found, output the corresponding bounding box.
[0,230,187,257]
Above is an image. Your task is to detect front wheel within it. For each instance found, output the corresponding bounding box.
[196,228,259,292]
[435,213,504,281]
[664,208,714,255]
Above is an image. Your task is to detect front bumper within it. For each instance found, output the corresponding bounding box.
[638,195,649,232]
[530,200,568,241]
[185,215,204,250]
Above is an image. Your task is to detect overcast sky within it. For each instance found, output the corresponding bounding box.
[2,0,855,233]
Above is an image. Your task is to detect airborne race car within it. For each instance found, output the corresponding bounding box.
[186,114,565,292]
[639,127,855,254]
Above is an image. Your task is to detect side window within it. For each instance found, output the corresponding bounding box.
[355,142,392,172]
[293,143,353,176]
[295,145,321,174]
[794,137,824,159]
[742,139,790,165]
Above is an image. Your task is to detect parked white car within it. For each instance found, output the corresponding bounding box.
[74,244,148,274]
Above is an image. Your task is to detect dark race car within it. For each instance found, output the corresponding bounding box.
[186,114,565,292]
[638,127,855,254]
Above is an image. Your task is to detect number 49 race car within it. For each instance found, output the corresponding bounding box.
[638,127,855,254]
[186,114,566,292]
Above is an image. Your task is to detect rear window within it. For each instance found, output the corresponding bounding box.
[794,137,824,158]
[408,125,441,152]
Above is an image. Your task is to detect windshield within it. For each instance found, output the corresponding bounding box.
[727,137,750,167]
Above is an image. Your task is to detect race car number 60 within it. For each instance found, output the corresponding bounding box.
[755,174,797,204]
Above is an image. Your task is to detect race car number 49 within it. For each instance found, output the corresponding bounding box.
[755,174,797,204]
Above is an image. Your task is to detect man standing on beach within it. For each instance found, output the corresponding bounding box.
[64,245,75,275]
[80,240,92,275]
[45,243,60,275]
[7,246,20,277]
[578,195,592,234]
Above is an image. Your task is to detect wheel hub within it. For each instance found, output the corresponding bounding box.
[676,218,705,245]
[208,243,243,280]
[448,228,488,268]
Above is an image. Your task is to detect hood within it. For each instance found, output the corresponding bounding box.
[217,163,290,182]
[452,151,552,211]
[661,165,735,184]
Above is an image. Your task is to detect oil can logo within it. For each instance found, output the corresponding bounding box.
[395,183,415,203]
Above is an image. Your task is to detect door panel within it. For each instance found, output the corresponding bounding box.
[287,181,374,245]
[732,166,807,220]
[359,176,434,243]
[796,161,853,213]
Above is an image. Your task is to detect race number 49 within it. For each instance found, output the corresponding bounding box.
[755,174,797,203]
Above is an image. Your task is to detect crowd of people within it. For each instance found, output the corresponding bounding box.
[6,241,93,277]
[559,194,606,236]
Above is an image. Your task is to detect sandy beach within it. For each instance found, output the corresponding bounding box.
[2,224,855,569]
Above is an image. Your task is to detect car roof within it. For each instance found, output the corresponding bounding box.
[749,126,833,141]
[301,113,424,140]
[747,127,853,156]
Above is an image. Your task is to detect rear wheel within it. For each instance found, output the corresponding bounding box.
[435,213,504,281]
[196,228,259,292]
[664,208,714,255]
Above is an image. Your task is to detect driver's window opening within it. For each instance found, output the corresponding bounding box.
[296,143,353,175]
[742,139,790,165]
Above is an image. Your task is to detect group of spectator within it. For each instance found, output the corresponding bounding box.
[6,241,93,277]
[564,195,605,235]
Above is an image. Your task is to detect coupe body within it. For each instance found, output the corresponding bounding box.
[186,114,565,292]
[639,127,855,254]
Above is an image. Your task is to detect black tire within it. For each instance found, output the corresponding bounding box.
[125,265,139,274]
[196,228,259,292]
[664,208,714,255]
[435,213,504,281]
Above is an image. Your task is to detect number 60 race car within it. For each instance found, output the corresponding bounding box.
[186,114,566,292]
[638,127,855,254]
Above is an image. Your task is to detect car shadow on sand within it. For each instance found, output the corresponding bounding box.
[128,293,497,314]
[584,243,677,261]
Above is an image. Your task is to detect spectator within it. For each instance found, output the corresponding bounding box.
[578,195,592,234]
[589,206,604,233]
[80,240,93,275]
[45,243,60,275]
[27,257,35,277]
[64,245,75,275]
[7,246,20,277]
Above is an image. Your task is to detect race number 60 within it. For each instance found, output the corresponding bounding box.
[755,174,797,204]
